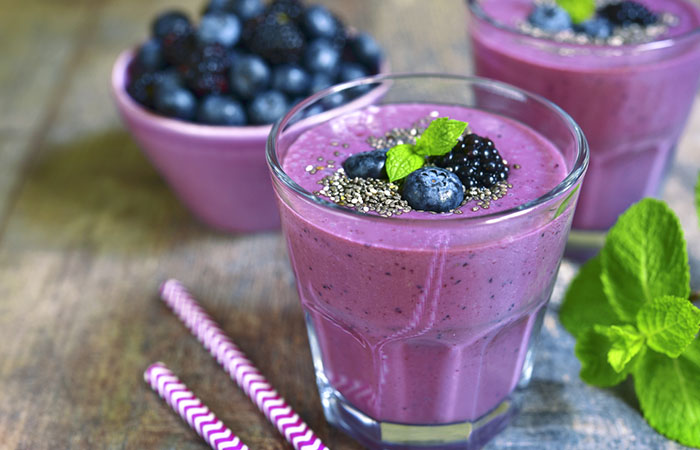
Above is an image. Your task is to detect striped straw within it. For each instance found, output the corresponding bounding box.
[160,279,329,450]
[144,362,249,450]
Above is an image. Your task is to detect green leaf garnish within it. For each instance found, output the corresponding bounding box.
[384,117,468,182]
[559,255,622,339]
[637,295,700,359]
[601,199,690,322]
[559,197,700,447]
[556,0,595,24]
[414,118,469,157]
[575,326,629,387]
[635,341,700,448]
[386,144,424,183]
[604,324,645,373]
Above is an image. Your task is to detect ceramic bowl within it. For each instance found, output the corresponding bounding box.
[111,50,388,233]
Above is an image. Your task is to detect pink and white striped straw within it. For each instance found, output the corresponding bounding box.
[160,279,329,450]
[144,362,249,450]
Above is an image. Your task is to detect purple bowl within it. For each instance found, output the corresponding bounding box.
[111,50,389,233]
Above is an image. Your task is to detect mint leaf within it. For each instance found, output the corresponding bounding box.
[634,341,700,447]
[605,325,645,373]
[575,326,629,387]
[556,0,595,23]
[414,118,468,157]
[386,144,424,182]
[601,199,690,322]
[682,336,700,367]
[559,255,623,339]
[636,295,700,358]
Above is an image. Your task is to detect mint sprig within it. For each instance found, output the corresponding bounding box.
[601,199,690,322]
[556,0,595,23]
[560,198,700,447]
[385,117,468,182]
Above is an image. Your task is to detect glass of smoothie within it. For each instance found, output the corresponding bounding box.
[267,74,588,449]
[468,0,700,248]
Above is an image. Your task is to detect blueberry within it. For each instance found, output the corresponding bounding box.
[198,13,241,47]
[230,54,270,99]
[338,62,370,96]
[134,38,165,73]
[338,62,368,83]
[247,90,289,124]
[154,68,184,92]
[303,103,325,118]
[574,17,613,38]
[342,149,388,179]
[227,48,243,67]
[402,167,464,213]
[320,91,345,110]
[308,72,333,93]
[527,5,572,32]
[197,95,246,125]
[154,85,197,120]
[231,0,264,21]
[271,64,310,96]
[203,0,263,20]
[304,39,340,75]
[301,5,338,39]
[127,72,159,107]
[152,10,191,40]
[348,32,382,72]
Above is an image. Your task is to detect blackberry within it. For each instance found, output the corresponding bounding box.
[179,44,231,96]
[242,2,306,64]
[266,0,304,22]
[185,70,229,96]
[599,1,658,27]
[161,25,197,66]
[430,133,509,189]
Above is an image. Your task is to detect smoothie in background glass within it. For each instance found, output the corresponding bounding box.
[468,0,700,237]
[267,75,587,449]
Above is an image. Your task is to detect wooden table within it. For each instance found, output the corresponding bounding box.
[1,0,699,448]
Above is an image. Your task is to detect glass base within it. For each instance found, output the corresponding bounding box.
[305,312,522,449]
[318,376,517,450]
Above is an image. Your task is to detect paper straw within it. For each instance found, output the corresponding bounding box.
[144,362,249,450]
[160,279,329,450]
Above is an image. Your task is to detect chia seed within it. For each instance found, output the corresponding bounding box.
[316,168,412,217]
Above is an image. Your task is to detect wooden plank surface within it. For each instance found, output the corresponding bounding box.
[0,0,698,449]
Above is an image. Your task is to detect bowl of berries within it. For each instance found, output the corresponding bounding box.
[112,0,387,233]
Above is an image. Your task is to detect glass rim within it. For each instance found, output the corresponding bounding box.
[266,73,589,225]
[467,0,700,52]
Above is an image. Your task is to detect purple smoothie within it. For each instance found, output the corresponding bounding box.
[278,103,571,425]
[469,0,700,231]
